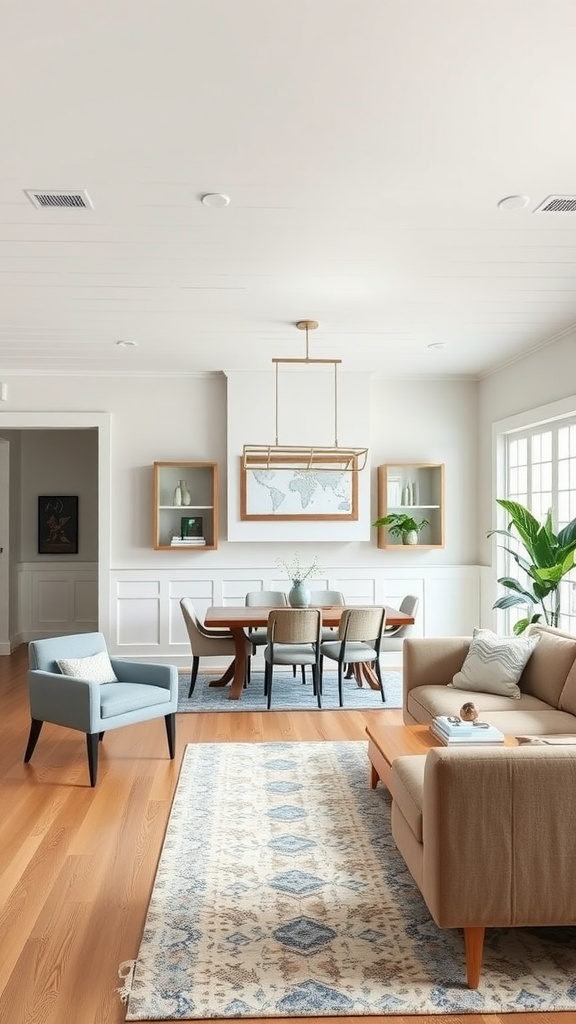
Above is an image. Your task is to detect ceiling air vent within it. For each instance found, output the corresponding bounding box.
[24,188,93,210]
[533,195,576,213]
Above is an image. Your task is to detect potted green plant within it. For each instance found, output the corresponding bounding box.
[372,512,429,545]
[487,499,576,634]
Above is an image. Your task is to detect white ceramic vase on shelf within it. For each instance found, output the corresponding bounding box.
[173,481,183,506]
[180,479,192,506]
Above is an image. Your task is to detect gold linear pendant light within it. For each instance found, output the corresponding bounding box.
[242,320,369,472]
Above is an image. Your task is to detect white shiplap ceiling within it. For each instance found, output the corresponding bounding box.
[2,0,576,379]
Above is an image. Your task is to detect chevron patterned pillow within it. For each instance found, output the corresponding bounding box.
[449,628,540,698]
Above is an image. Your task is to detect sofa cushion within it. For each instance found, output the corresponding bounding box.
[448,628,539,698]
[407,683,551,722]
[392,755,426,842]
[558,661,576,716]
[520,626,576,706]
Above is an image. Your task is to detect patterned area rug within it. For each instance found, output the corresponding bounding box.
[177,670,402,711]
[120,741,576,1019]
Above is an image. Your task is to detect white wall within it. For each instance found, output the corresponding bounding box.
[478,327,576,563]
[477,327,576,625]
[0,370,482,658]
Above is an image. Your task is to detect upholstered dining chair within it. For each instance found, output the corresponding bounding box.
[307,589,345,641]
[320,606,387,707]
[263,608,322,710]
[25,631,178,787]
[245,590,289,681]
[180,597,244,697]
[245,590,289,649]
[379,595,419,653]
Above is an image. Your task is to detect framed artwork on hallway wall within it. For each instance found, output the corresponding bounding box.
[38,495,79,554]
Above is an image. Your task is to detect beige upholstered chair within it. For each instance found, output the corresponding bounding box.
[320,606,387,707]
[245,590,288,649]
[380,594,419,652]
[307,590,345,642]
[180,598,240,697]
[263,608,322,709]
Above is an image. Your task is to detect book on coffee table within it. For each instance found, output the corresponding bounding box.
[430,717,505,745]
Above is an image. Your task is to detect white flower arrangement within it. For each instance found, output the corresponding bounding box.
[276,553,321,584]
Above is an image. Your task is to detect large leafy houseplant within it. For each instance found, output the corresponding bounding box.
[488,499,576,634]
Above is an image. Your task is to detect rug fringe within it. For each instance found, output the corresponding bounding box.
[116,959,136,1004]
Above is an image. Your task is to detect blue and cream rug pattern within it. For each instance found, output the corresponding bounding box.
[177,670,402,712]
[119,741,576,1018]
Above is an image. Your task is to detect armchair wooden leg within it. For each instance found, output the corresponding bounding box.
[86,732,99,787]
[464,926,485,989]
[188,656,200,697]
[164,713,176,759]
[24,718,43,762]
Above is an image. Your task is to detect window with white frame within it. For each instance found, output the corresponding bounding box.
[503,418,576,633]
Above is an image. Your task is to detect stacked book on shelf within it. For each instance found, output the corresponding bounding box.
[170,535,206,547]
[430,715,505,746]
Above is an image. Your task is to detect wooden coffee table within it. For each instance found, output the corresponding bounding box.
[366,710,438,793]
[366,709,516,794]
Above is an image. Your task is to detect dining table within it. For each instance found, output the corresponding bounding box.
[203,603,415,700]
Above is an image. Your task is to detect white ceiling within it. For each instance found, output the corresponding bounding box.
[2,0,576,379]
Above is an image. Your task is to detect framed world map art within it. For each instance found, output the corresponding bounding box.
[240,457,358,521]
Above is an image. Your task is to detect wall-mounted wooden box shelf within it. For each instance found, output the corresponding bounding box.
[153,461,218,551]
[376,463,445,549]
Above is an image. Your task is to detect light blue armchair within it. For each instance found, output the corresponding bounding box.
[25,632,178,786]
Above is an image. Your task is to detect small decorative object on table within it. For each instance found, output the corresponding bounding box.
[460,701,479,721]
[276,553,321,608]
[430,715,505,745]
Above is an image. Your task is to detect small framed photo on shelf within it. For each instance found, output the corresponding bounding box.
[181,516,203,539]
[38,495,79,554]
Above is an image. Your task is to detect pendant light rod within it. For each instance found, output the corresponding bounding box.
[271,320,342,365]
[242,319,368,471]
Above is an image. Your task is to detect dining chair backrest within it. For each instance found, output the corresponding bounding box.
[308,590,345,606]
[180,597,207,641]
[267,607,321,646]
[246,590,288,607]
[382,594,419,640]
[339,606,386,645]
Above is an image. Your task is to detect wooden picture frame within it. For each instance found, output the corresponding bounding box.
[240,456,358,521]
[38,495,79,554]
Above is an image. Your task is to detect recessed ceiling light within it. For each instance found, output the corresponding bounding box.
[116,340,138,348]
[497,194,530,211]
[201,193,230,208]
[427,342,447,350]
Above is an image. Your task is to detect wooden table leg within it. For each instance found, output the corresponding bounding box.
[208,660,236,687]
[352,663,381,690]
[228,627,248,700]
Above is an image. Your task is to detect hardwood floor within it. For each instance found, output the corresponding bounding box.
[0,646,569,1024]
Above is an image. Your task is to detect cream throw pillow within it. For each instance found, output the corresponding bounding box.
[57,651,118,684]
[449,628,540,699]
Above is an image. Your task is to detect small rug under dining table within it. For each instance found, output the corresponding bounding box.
[119,740,576,1019]
[177,670,403,712]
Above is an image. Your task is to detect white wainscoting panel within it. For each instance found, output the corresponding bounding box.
[107,565,481,666]
[17,562,98,642]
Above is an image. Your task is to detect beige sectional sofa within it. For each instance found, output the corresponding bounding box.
[403,623,576,734]
[389,624,576,988]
